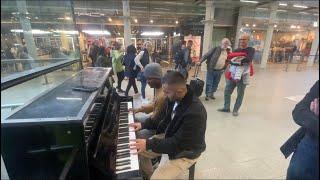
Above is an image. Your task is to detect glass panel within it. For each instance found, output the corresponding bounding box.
[1,62,80,120]
[1,0,80,78]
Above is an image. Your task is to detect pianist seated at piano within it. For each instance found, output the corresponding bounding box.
[130,71,207,179]
[129,63,166,124]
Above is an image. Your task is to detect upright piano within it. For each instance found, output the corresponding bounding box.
[1,67,141,180]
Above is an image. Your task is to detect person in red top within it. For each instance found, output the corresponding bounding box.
[218,34,255,116]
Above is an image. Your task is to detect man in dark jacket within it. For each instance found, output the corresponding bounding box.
[130,71,207,179]
[197,38,231,100]
[281,80,319,180]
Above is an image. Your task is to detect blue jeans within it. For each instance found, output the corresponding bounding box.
[223,79,246,112]
[287,135,319,180]
[140,74,147,99]
[205,69,223,97]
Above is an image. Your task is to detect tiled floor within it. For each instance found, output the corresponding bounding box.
[1,63,319,179]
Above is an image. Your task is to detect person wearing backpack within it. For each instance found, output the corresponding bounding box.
[134,41,153,102]
[123,45,139,96]
[197,38,231,101]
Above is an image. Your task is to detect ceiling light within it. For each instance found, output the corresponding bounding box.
[65,16,72,20]
[253,30,256,33]
[10,29,51,34]
[35,17,39,19]
[240,0,259,4]
[82,30,110,35]
[108,17,112,22]
[54,30,79,34]
[141,31,164,36]
[277,9,287,12]
[252,24,256,27]
[274,24,277,28]
[314,21,318,27]
[293,4,308,8]
[134,19,138,23]
[290,25,296,29]
[117,32,121,35]
[175,20,179,24]
[297,26,300,29]
[26,17,31,20]
[299,12,309,15]
[279,3,287,6]
[150,19,154,23]
[257,8,268,10]
[245,23,249,27]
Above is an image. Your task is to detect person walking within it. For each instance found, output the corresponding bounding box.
[111,42,125,93]
[88,41,99,67]
[218,34,255,116]
[134,41,153,103]
[197,38,231,101]
[123,45,139,96]
[95,46,108,67]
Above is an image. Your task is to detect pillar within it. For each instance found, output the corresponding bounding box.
[260,3,278,69]
[307,21,319,67]
[234,7,244,50]
[122,0,132,49]
[16,0,38,60]
[201,0,215,71]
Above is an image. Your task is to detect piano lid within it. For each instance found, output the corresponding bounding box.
[4,67,111,122]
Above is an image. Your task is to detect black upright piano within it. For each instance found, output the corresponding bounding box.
[1,67,141,180]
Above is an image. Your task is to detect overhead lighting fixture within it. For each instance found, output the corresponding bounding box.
[154,8,170,11]
[297,25,300,29]
[240,0,259,4]
[141,31,164,36]
[257,7,268,10]
[150,19,154,23]
[35,17,39,20]
[175,20,179,24]
[279,3,287,6]
[65,16,72,20]
[117,32,121,35]
[290,25,296,29]
[82,30,111,35]
[277,9,287,12]
[10,29,51,34]
[274,24,277,28]
[108,17,112,22]
[293,4,308,8]
[134,19,138,23]
[54,30,79,34]
[245,23,249,27]
[299,12,309,15]
[314,21,318,27]
[252,24,256,27]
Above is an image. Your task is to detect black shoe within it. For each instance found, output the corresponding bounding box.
[117,89,125,93]
[232,111,239,116]
[205,96,209,101]
[210,96,216,100]
[218,108,230,113]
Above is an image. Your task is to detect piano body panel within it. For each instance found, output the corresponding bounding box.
[1,122,89,180]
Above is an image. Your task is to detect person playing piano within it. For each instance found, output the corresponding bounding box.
[130,71,207,179]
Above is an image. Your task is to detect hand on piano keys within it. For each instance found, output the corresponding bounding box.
[129,122,142,132]
[129,139,146,154]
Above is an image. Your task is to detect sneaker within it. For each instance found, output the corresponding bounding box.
[232,111,239,116]
[217,108,230,113]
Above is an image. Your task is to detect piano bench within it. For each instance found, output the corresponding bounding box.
[189,163,196,180]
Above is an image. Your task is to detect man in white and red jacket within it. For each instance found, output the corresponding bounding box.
[218,34,255,116]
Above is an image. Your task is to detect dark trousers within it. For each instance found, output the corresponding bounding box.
[125,77,138,96]
[140,74,147,99]
[223,79,246,112]
[205,69,223,97]
[287,135,319,180]
[116,71,124,90]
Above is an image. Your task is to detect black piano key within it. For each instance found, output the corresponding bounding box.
[119,120,128,124]
[118,128,128,133]
[116,154,130,159]
[119,124,128,128]
[118,132,129,137]
[118,137,129,144]
[116,161,131,167]
[116,159,131,164]
[117,152,130,157]
[117,150,130,154]
[117,144,129,149]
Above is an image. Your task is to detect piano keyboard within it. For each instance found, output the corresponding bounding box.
[115,101,140,178]
[84,102,103,145]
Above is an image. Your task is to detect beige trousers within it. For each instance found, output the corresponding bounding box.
[139,134,197,179]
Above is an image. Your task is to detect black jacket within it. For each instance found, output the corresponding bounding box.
[143,87,207,160]
[280,81,319,158]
